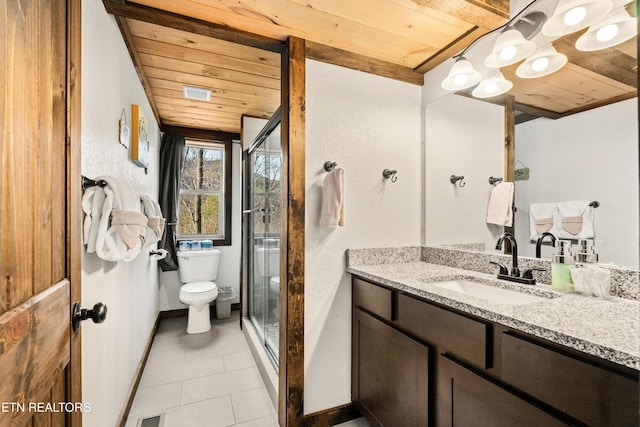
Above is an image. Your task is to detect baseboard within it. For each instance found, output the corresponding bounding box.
[160,308,188,318]
[304,403,362,427]
[116,312,162,427]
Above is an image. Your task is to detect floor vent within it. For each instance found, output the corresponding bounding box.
[137,413,164,427]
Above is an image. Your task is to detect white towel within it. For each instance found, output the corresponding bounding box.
[94,176,146,262]
[81,186,106,253]
[140,195,165,247]
[529,202,557,241]
[320,168,344,228]
[486,182,514,227]
[557,200,594,239]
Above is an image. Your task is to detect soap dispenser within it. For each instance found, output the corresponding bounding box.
[552,240,575,292]
[575,239,598,263]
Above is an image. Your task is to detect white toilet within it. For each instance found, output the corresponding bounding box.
[177,249,221,334]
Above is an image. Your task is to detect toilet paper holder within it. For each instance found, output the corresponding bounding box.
[149,249,168,260]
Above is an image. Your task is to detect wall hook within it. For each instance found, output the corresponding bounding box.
[488,176,503,185]
[450,175,465,187]
[383,169,398,183]
[324,161,337,172]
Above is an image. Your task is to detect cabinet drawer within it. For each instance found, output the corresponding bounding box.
[502,332,639,427]
[353,277,393,321]
[397,294,490,368]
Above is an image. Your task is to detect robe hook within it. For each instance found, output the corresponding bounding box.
[383,169,398,183]
[450,175,465,187]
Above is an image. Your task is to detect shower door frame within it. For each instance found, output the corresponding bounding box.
[244,109,282,369]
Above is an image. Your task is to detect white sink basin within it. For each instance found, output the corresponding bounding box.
[432,280,547,305]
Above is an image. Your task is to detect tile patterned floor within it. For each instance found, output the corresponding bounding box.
[125,311,371,427]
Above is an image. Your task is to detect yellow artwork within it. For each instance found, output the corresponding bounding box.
[131,104,149,168]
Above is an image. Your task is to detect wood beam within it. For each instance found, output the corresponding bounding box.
[280,36,306,427]
[306,41,424,86]
[102,0,285,53]
[160,125,240,141]
[414,26,480,73]
[504,95,515,248]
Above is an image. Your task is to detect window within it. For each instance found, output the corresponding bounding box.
[178,139,232,244]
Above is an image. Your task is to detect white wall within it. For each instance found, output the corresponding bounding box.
[305,59,422,414]
[515,98,639,268]
[158,142,243,310]
[81,1,160,426]
[424,94,505,250]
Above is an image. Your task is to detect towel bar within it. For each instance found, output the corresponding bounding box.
[81,176,107,191]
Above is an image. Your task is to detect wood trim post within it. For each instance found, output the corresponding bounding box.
[67,0,83,425]
[504,94,516,244]
[279,36,306,427]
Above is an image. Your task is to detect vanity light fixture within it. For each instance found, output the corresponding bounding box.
[472,71,513,98]
[516,44,568,78]
[541,0,613,36]
[484,27,538,68]
[575,7,638,51]
[441,57,483,91]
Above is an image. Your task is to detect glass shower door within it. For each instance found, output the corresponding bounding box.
[247,122,281,366]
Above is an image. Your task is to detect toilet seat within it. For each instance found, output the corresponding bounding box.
[269,276,280,292]
[181,281,217,294]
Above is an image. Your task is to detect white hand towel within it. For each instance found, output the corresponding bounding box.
[557,200,594,239]
[94,176,145,262]
[81,186,106,253]
[486,182,514,227]
[140,195,165,247]
[320,168,345,228]
[529,202,557,241]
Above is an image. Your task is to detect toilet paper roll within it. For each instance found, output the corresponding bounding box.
[151,248,168,260]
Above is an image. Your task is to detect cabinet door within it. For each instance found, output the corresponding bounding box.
[442,356,571,427]
[354,309,430,427]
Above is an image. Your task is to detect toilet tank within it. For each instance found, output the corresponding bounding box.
[177,249,221,283]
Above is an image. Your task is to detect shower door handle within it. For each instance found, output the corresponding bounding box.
[242,208,265,214]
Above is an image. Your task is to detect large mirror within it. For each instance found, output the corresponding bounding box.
[422,0,638,269]
[423,94,638,270]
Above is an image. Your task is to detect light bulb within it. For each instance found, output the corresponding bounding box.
[596,23,619,41]
[500,46,517,61]
[531,57,549,72]
[453,73,468,87]
[564,6,586,26]
[484,81,498,94]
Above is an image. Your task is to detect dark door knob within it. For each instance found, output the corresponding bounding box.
[72,302,107,331]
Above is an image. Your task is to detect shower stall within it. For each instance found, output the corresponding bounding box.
[244,112,282,368]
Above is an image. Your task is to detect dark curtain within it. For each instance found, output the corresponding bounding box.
[158,133,185,271]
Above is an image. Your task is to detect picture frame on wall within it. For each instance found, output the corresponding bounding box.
[131,104,149,168]
[119,108,130,148]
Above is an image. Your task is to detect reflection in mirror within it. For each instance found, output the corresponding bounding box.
[515,98,638,268]
[423,94,638,270]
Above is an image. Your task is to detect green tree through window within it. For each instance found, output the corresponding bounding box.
[178,142,225,238]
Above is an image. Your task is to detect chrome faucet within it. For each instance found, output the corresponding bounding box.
[535,232,556,258]
[495,232,520,277]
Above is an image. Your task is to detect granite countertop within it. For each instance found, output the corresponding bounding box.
[347,261,640,370]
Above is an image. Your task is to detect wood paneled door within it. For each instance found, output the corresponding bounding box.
[1,0,82,426]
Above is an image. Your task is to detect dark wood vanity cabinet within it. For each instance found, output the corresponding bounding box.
[352,309,430,427]
[441,355,569,427]
[351,276,640,427]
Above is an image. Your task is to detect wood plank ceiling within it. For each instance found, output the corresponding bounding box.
[105,0,637,133]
